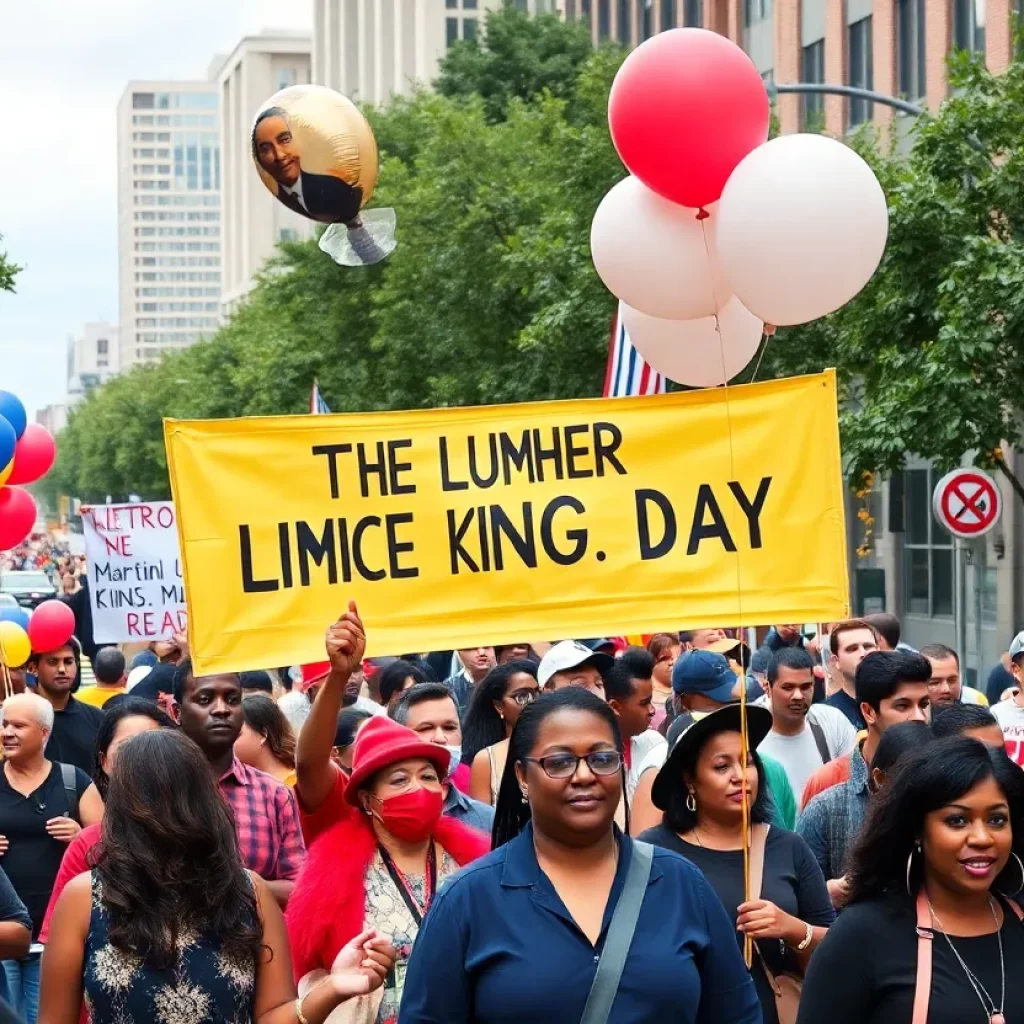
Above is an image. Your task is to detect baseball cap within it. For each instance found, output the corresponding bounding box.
[1010,631,1024,661]
[538,640,615,688]
[672,649,739,704]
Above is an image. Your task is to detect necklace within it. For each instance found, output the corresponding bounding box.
[927,895,1005,1024]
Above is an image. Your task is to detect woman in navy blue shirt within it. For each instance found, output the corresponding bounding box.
[398,688,760,1023]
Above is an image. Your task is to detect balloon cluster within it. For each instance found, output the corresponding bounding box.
[0,601,74,672]
[0,392,56,550]
[591,29,889,387]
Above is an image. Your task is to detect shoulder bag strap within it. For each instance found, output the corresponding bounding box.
[579,840,654,1024]
[807,716,831,764]
[747,825,782,990]
[59,763,80,823]
[912,890,933,1024]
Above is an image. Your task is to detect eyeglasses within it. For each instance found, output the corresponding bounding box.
[508,690,538,708]
[521,750,623,780]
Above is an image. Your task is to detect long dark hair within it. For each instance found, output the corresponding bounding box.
[662,732,775,834]
[92,697,175,799]
[242,693,296,769]
[461,660,539,765]
[846,737,1024,906]
[491,688,622,850]
[93,730,263,969]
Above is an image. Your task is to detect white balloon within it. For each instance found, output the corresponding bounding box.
[621,297,764,388]
[715,134,889,327]
[591,176,733,321]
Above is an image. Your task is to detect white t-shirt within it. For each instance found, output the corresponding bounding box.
[627,730,667,803]
[757,704,857,799]
[991,698,1024,766]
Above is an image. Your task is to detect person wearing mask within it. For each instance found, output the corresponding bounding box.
[27,639,103,774]
[920,643,988,709]
[989,630,1024,766]
[932,703,1005,747]
[74,649,126,709]
[646,633,681,730]
[798,737,1024,1023]
[38,698,176,948]
[639,705,833,1024]
[636,650,798,831]
[390,683,494,834]
[798,653,932,902]
[286,716,489,1022]
[537,640,613,697]
[172,660,306,907]
[444,647,497,718]
[40,730,395,1024]
[236,694,298,787]
[0,693,103,1022]
[823,619,881,730]
[333,708,373,773]
[758,648,857,799]
[398,689,761,1024]
[377,659,427,712]
[603,652,667,805]
[461,662,540,806]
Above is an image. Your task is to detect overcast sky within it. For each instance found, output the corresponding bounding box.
[0,0,312,419]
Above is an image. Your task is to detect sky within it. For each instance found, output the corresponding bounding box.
[0,0,312,419]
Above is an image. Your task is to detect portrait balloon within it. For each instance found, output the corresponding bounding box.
[251,84,396,267]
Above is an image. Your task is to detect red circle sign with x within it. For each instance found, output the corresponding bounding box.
[933,469,1002,539]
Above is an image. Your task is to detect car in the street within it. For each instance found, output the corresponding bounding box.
[0,571,58,609]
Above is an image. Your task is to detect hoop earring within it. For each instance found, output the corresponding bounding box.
[906,841,921,897]
[686,792,697,814]
[999,851,1024,898]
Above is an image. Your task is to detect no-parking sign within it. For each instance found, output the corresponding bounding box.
[932,468,1002,539]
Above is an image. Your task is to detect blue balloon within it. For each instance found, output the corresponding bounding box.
[0,393,26,439]
[0,606,29,630]
[0,417,15,470]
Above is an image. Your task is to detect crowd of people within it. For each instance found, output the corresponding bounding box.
[0,598,1023,1022]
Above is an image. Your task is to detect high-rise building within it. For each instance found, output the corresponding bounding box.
[117,82,222,371]
[216,32,314,313]
[67,321,120,407]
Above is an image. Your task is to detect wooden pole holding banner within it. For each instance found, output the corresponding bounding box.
[738,632,752,968]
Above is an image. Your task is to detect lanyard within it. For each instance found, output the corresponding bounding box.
[378,842,437,926]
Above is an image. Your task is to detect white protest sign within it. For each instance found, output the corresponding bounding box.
[83,502,187,643]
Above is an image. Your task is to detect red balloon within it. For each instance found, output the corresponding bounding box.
[608,29,770,209]
[27,600,75,654]
[7,424,56,486]
[0,486,36,550]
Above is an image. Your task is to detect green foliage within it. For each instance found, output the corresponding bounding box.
[0,234,20,293]
[767,51,1024,482]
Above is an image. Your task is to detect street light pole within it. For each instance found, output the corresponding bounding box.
[770,83,926,117]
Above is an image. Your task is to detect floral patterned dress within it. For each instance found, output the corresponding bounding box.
[83,876,256,1024]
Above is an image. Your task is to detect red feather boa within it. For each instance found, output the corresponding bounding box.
[285,808,490,980]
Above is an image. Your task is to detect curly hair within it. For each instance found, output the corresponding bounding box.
[92,730,263,970]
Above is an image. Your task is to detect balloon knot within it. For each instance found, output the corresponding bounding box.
[763,324,777,337]
[695,208,710,221]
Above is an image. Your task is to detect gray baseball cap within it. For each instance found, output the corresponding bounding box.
[1010,631,1024,660]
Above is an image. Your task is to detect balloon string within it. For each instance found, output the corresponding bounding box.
[700,217,752,968]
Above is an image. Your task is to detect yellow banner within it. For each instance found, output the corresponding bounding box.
[165,371,849,675]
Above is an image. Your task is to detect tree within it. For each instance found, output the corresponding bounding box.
[765,51,1024,490]
[0,234,20,293]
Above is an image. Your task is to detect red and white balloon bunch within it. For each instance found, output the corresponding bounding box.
[591,29,889,387]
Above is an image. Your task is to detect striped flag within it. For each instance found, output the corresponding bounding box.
[310,379,331,414]
[603,309,666,398]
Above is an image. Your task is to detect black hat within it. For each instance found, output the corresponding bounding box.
[651,704,773,811]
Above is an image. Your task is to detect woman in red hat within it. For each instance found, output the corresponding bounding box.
[285,715,490,1023]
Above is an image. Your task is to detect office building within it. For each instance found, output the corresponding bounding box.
[36,405,68,436]
[66,321,120,407]
[116,82,222,371]
[216,32,314,313]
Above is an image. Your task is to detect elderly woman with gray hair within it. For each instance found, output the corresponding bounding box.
[0,692,102,1022]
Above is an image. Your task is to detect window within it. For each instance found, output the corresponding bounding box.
[744,0,771,26]
[464,17,478,39]
[897,0,926,99]
[902,467,954,617]
[618,0,632,42]
[642,0,653,38]
[278,68,298,90]
[599,0,611,38]
[96,338,108,356]
[661,0,675,26]
[133,93,154,109]
[848,16,874,127]
[952,0,985,53]
[446,16,459,45]
[464,0,477,7]
[684,0,702,23]
[446,0,457,7]
[800,40,825,129]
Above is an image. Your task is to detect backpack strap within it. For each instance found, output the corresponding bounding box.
[913,890,933,1024]
[59,763,80,824]
[807,715,831,765]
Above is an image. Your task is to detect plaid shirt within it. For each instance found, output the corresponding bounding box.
[796,741,870,882]
[219,758,306,881]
